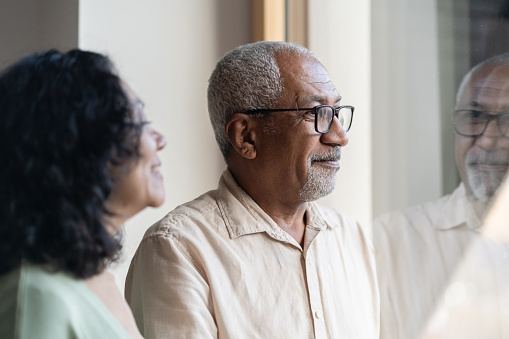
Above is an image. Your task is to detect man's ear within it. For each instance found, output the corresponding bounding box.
[225,113,257,160]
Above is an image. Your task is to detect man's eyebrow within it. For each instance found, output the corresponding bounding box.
[457,100,509,113]
[457,100,482,109]
[303,95,342,106]
[459,101,509,112]
[465,101,490,110]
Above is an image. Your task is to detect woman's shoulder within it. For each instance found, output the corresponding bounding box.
[0,263,80,338]
[2,262,84,301]
[0,262,133,338]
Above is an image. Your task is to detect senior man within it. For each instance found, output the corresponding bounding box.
[125,41,379,338]
[374,53,509,339]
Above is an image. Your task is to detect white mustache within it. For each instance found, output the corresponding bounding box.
[309,147,341,162]
[466,152,509,166]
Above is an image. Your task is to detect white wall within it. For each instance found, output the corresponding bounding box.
[371,0,443,217]
[308,0,373,229]
[79,0,251,289]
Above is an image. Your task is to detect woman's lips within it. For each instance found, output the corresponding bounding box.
[151,164,163,179]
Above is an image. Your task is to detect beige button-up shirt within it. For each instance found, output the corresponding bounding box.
[373,184,482,339]
[125,170,379,339]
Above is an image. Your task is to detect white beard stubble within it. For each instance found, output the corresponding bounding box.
[299,147,341,201]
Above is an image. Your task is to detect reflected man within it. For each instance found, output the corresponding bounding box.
[374,53,509,339]
[125,41,379,339]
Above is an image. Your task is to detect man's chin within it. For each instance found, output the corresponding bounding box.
[299,186,336,202]
[299,172,338,201]
[467,171,505,203]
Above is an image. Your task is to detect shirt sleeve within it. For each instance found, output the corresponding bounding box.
[125,234,217,339]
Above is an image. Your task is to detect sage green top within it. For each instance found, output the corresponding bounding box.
[0,262,133,339]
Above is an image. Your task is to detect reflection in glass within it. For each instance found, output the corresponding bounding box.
[374,53,509,339]
[453,110,509,137]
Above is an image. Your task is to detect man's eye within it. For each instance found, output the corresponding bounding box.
[467,110,484,122]
[471,110,483,118]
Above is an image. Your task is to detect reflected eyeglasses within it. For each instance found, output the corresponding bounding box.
[453,109,509,137]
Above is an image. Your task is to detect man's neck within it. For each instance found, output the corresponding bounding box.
[467,194,491,221]
[228,166,308,246]
[256,200,308,247]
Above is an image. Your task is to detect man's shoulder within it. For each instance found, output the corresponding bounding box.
[372,186,466,248]
[142,189,222,239]
[374,190,457,228]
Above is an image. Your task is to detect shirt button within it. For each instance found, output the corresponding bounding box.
[314,311,321,319]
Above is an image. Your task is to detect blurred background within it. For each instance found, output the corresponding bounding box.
[1,0,507,289]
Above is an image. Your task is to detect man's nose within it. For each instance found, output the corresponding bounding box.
[320,116,349,147]
[476,119,504,149]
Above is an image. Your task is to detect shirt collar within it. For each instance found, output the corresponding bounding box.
[431,183,482,231]
[305,202,329,231]
[216,169,328,242]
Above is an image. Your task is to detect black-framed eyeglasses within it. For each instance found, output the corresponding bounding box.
[453,109,509,137]
[244,105,354,134]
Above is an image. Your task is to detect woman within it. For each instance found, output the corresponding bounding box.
[0,49,166,338]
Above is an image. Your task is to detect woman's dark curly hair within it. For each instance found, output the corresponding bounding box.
[0,49,143,278]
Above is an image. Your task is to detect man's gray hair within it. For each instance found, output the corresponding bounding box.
[207,41,314,161]
[456,53,509,105]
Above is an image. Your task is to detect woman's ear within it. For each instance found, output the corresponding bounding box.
[225,114,257,160]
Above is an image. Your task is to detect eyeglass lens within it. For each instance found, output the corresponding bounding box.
[454,110,509,136]
[316,106,353,133]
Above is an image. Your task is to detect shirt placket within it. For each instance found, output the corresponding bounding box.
[304,226,327,339]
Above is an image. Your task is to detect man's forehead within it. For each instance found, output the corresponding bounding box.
[276,53,323,76]
[459,64,509,109]
[276,53,340,105]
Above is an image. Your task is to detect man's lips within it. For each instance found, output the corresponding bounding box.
[468,163,509,172]
[311,159,340,171]
[465,149,509,173]
[313,159,340,167]
[310,147,341,169]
